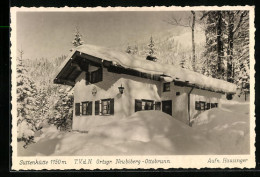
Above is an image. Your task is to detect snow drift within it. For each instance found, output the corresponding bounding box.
[192,102,250,154]
[17,102,250,156]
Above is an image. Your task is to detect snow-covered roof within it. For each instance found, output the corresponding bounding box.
[55,44,236,94]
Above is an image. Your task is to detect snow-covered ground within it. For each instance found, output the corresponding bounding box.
[18,102,250,156]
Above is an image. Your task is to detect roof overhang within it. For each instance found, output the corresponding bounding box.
[54,45,237,94]
[54,51,104,86]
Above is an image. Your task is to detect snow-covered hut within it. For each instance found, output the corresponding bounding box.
[54,44,236,130]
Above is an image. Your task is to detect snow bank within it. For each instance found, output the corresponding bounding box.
[18,104,249,156]
[18,111,215,156]
[192,103,250,154]
[72,44,236,93]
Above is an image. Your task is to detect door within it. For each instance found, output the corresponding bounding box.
[162,100,172,116]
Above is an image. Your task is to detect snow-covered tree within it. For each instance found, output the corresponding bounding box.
[234,58,250,101]
[226,11,248,83]
[201,10,249,83]
[49,87,74,131]
[34,88,50,128]
[146,36,157,61]
[132,45,139,55]
[233,13,250,98]
[17,49,38,147]
[179,56,186,68]
[165,11,197,71]
[201,11,226,79]
[125,44,132,54]
[72,27,84,47]
[178,53,193,70]
[148,36,156,56]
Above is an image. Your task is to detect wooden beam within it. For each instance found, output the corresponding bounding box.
[174,80,225,94]
[75,51,103,65]
[70,63,81,71]
[55,52,77,80]
[107,65,161,81]
[103,60,112,68]
[54,78,75,86]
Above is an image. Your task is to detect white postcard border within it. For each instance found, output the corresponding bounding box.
[10,6,256,170]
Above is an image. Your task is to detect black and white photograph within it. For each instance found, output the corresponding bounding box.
[11,6,255,169]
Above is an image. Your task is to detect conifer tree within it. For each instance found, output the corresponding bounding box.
[201,11,226,79]
[201,10,249,83]
[146,36,157,61]
[233,12,250,98]
[226,11,248,83]
[132,45,139,55]
[179,54,186,69]
[49,87,74,131]
[72,27,84,47]
[17,49,38,147]
[126,44,132,54]
[148,36,155,56]
[34,88,50,128]
[236,59,250,101]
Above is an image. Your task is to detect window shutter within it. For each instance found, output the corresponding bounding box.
[135,99,142,112]
[151,101,154,110]
[95,100,100,115]
[75,103,80,116]
[206,103,210,110]
[86,72,90,85]
[110,99,114,115]
[163,83,170,92]
[90,68,102,84]
[155,102,161,110]
[98,68,103,82]
[195,101,200,110]
[90,71,95,83]
[89,101,93,115]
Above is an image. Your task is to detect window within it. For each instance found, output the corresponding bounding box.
[143,100,154,110]
[176,92,180,96]
[95,100,100,115]
[196,102,218,111]
[75,103,80,116]
[135,99,154,112]
[195,101,200,110]
[152,74,160,81]
[101,99,114,115]
[195,101,206,111]
[206,103,211,110]
[211,103,216,108]
[82,101,92,115]
[135,100,142,112]
[163,82,170,92]
[155,102,161,110]
[200,101,205,111]
[86,68,103,84]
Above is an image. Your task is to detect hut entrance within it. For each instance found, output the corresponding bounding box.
[162,100,172,116]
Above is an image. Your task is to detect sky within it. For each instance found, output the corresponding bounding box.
[16,11,194,60]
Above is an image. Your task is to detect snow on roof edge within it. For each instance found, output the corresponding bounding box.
[55,44,237,94]
[54,49,76,82]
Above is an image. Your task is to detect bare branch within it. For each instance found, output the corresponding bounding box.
[233,11,248,33]
[164,14,192,28]
[200,11,209,20]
